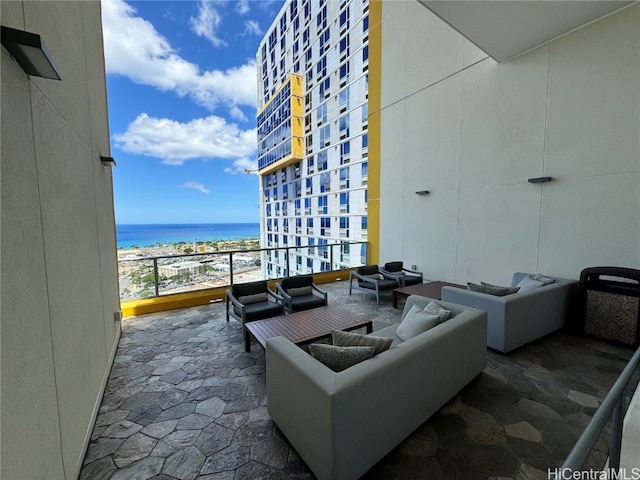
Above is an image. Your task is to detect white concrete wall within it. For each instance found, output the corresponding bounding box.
[1,2,120,479]
[378,2,639,285]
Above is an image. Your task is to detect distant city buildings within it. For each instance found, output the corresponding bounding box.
[257,0,369,278]
[158,261,204,278]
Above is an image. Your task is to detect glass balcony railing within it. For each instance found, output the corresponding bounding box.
[118,241,367,301]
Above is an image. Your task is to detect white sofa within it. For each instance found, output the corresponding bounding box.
[442,272,578,353]
[265,296,487,480]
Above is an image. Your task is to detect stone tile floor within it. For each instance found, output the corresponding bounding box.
[80,282,639,480]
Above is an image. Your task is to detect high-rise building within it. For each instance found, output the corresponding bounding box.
[256,0,370,278]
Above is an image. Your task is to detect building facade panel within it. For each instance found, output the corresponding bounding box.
[1,2,120,478]
[258,0,370,278]
[377,2,640,284]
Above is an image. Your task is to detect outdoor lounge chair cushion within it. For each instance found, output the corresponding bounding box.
[279,275,327,312]
[232,280,269,298]
[288,294,326,311]
[235,301,283,322]
[287,286,313,296]
[400,275,422,286]
[357,265,380,277]
[360,278,398,290]
[238,292,268,304]
[282,275,313,290]
[384,261,404,272]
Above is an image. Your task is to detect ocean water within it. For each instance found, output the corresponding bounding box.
[116,223,260,249]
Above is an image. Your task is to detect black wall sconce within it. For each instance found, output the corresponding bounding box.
[415,190,430,195]
[100,156,116,167]
[528,177,552,184]
[1,26,61,80]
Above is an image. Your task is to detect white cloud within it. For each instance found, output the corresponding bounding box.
[244,20,262,36]
[113,113,257,166]
[179,182,210,194]
[190,0,227,47]
[235,0,250,15]
[101,0,257,112]
[224,158,258,175]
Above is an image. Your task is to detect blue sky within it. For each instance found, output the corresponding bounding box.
[101,0,284,224]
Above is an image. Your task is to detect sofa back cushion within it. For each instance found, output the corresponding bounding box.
[282,275,313,291]
[358,265,379,276]
[238,292,268,304]
[287,286,313,297]
[233,280,268,298]
[384,261,403,272]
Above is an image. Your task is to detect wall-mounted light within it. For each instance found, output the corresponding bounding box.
[415,190,430,195]
[100,156,116,167]
[1,26,61,80]
[527,177,552,184]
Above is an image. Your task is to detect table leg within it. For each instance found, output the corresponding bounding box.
[366,321,372,334]
[392,291,398,308]
[244,328,251,352]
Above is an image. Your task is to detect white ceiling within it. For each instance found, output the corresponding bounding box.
[418,1,636,62]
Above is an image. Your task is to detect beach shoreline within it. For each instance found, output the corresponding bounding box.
[117,238,261,259]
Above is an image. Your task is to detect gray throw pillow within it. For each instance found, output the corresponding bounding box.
[238,292,268,304]
[396,305,441,341]
[424,301,452,322]
[516,275,544,291]
[468,282,519,296]
[332,330,393,356]
[532,274,555,285]
[287,286,313,297]
[481,282,519,296]
[308,344,374,372]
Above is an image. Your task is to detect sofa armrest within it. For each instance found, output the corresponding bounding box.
[266,337,337,480]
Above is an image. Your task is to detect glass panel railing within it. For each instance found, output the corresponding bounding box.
[118,242,367,301]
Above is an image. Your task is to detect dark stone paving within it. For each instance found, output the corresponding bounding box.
[80,282,639,479]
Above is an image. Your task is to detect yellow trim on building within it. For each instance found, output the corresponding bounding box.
[258,151,301,176]
[257,73,303,116]
[258,73,305,174]
[290,73,303,97]
[367,0,383,265]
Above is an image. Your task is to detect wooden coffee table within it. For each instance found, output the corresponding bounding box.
[392,281,466,308]
[243,305,373,352]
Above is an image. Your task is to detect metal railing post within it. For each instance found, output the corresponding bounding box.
[285,246,290,277]
[330,242,334,268]
[608,398,623,474]
[229,252,234,286]
[153,258,159,297]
